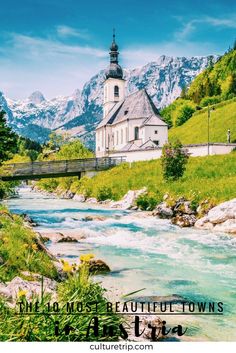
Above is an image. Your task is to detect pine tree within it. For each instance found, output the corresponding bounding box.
[0,109,17,164]
[233,39,236,51]
[208,55,214,70]
[180,85,188,99]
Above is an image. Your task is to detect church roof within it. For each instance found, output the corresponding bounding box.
[96,89,167,129]
[120,139,160,152]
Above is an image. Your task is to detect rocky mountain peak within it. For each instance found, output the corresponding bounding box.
[3,55,217,149]
[28,91,46,104]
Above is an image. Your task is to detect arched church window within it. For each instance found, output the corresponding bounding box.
[114,85,119,97]
[134,126,139,140]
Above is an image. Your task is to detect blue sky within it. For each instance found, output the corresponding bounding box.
[0,0,235,99]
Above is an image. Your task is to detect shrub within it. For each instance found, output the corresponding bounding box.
[37,178,59,193]
[136,191,162,210]
[176,105,195,126]
[161,140,189,181]
[200,95,222,107]
[96,186,113,201]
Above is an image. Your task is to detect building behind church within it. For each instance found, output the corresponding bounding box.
[95,34,168,159]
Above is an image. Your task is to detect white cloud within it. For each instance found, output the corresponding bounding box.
[175,14,236,41]
[9,33,106,58]
[0,22,227,99]
[205,16,236,28]
[56,25,90,39]
[0,32,107,99]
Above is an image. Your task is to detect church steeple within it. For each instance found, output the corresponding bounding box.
[105,30,123,79]
[110,29,119,64]
[103,31,125,117]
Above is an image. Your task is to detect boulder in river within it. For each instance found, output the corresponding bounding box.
[21,213,38,227]
[172,214,197,227]
[87,259,111,274]
[82,215,107,222]
[73,194,86,202]
[57,236,78,243]
[86,197,98,204]
[110,188,147,210]
[153,202,173,218]
[195,198,236,234]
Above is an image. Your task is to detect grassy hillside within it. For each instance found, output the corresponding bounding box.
[38,152,236,207]
[160,48,236,128]
[169,98,236,144]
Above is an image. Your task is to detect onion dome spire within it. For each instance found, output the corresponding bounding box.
[105,30,123,79]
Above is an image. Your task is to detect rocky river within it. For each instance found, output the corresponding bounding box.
[4,186,236,341]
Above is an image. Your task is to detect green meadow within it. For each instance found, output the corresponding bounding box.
[37,152,236,206]
[169,99,236,144]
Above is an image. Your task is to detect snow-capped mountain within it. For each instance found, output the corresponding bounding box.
[7,89,83,130]
[2,55,216,149]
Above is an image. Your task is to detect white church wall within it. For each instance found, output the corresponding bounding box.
[108,143,236,162]
[143,125,168,146]
[109,148,163,162]
[112,121,129,150]
[127,119,144,142]
[103,78,125,117]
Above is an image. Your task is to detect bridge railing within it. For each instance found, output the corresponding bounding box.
[0,156,125,179]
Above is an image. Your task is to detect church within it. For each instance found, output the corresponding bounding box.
[95,34,168,158]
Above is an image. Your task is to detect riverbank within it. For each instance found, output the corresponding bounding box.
[0,202,124,341]
[36,153,236,204]
[4,186,236,341]
[32,183,236,235]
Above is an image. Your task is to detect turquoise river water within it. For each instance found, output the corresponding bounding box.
[5,187,236,341]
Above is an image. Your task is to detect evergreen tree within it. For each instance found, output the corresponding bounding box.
[0,109,17,164]
[234,39,236,51]
[208,55,214,70]
[180,85,188,99]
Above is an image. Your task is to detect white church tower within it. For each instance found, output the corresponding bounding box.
[103,31,125,117]
[96,32,168,158]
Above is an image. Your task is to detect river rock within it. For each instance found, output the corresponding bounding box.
[135,294,186,304]
[207,199,236,224]
[38,231,64,243]
[213,219,236,234]
[87,259,111,274]
[174,201,194,215]
[153,202,173,218]
[57,236,78,243]
[0,276,57,302]
[86,197,98,204]
[38,231,86,243]
[82,215,106,222]
[110,188,147,209]
[195,199,236,234]
[99,199,112,205]
[21,213,38,227]
[60,190,74,199]
[172,214,197,227]
[73,194,86,202]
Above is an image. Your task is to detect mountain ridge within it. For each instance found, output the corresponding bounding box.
[1,55,217,148]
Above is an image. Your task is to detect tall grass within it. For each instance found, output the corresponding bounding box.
[0,208,122,341]
[169,100,236,144]
[0,207,58,282]
[68,152,236,204]
[0,266,122,341]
